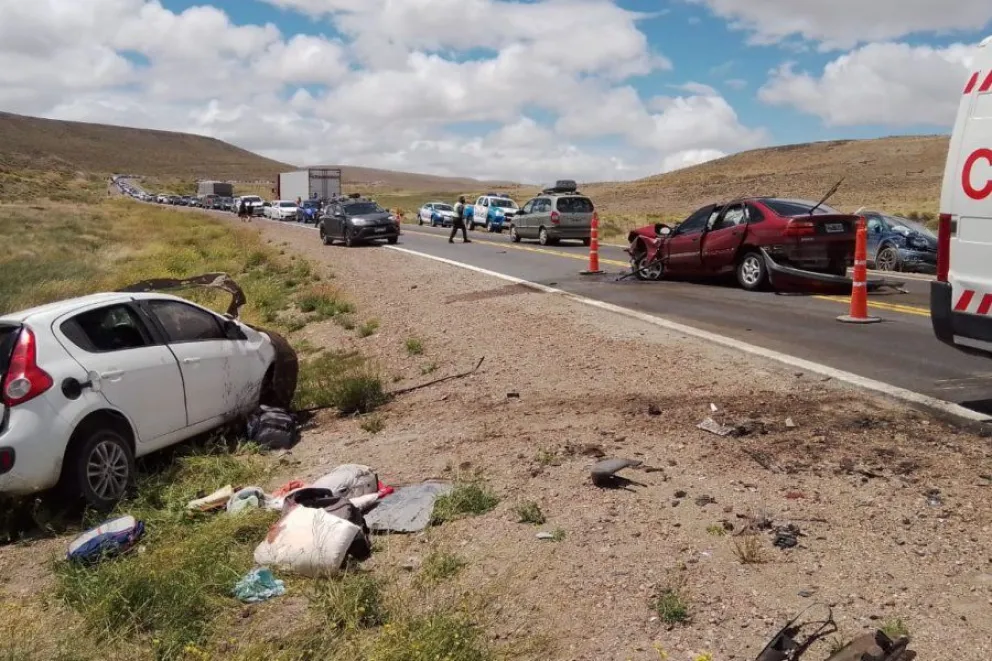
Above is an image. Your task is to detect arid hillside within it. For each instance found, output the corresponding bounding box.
[0,111,511,191]
[582,135,949,221]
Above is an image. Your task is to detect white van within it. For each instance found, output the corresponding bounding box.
[932,35,992,356]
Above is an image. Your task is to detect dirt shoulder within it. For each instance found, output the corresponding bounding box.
[235,219,992,660]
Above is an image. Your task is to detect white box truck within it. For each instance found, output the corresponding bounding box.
[277,168,342,202]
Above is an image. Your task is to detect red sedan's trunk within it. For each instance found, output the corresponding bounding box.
[770,213,858,273]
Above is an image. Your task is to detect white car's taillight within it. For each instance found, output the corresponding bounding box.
[2,328,54,407]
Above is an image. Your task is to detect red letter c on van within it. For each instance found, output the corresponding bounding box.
[963,148,992,200]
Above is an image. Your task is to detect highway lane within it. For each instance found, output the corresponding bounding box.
[391,224,992,414]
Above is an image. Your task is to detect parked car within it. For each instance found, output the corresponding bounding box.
[626,197,859,290]
[0,292,283,509]
[264,200,299,221]
[511,182,594,246]
[319,198,399,247]
[862,212,937,273]
[233,195,265,216]
[465,193,518,232]
[417,202,457,227]
[220,197,234,211]
[297,200,321,224]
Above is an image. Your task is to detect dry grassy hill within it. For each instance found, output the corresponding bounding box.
[0,111,510,192]
[583,135,949,222]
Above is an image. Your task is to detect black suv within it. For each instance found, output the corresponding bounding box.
[318,197,399,247]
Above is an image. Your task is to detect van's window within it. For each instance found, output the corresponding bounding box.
[556,197,594,213]
[0,326,19,378]
[763,199,841,217]
[61,305,151,353]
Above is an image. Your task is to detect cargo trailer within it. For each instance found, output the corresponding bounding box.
[277,168,342,202]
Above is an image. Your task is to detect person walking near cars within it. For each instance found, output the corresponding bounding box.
[449,195,471,244]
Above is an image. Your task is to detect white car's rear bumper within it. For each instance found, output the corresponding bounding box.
[0,395,72,496]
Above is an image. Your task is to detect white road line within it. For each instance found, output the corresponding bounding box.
[385,244,990,425]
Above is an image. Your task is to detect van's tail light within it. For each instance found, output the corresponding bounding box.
[936,213,952,282]
[783,219,816,237]
[2,328,53,407]
[550,210,560,225]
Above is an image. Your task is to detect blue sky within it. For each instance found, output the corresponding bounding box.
[5,0,991,181]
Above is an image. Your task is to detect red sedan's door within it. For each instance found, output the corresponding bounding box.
[701,203,749,273]
[664,205,714,273]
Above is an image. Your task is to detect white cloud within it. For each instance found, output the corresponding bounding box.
[758,42,977,126]
[724,78,747,90]
[0,0,768,182]
[690,0,992,49]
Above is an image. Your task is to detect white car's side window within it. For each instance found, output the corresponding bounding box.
[148,301,228,343]
[61,304,151,354]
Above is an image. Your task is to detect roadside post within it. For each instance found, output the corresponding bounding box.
[580,212,605,275]
[837,216,882,324]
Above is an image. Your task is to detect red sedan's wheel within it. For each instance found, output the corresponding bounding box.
[633,253,664,281]
[736,251,768,291]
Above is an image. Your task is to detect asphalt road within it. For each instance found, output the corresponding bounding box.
[121,185,992,416]
[387,223,992,415]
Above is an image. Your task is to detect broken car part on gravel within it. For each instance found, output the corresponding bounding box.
[590,458,646,489]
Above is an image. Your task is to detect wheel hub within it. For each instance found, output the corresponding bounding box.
[87,440,128,500]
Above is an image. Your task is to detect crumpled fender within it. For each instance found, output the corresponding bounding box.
[759,249,904,293]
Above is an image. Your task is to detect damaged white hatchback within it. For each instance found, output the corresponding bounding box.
[0,291,278,510]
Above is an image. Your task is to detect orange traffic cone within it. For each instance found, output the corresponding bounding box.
[837,216,881,324]
[580,212,605,275]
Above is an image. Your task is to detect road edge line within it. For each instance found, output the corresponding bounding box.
[385,244,991,425]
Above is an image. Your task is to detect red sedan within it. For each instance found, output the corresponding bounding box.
[626,197,859,291]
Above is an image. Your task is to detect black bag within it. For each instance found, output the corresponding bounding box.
[283,487,372,561]
[246,405,300,450]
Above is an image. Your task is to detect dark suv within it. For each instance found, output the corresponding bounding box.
[318,198,399,247]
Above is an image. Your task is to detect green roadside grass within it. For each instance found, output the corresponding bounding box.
[0,191,501,660]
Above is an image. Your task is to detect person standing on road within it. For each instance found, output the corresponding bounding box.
[449,195,471,244]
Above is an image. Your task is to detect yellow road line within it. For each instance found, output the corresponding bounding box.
[813,295,930,318]
[404,228,630,268]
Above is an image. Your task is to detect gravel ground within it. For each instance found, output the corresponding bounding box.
[245,220,992,660]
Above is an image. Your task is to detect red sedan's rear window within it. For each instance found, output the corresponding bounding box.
[762,199,841,217]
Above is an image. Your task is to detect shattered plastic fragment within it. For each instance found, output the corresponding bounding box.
[697,417,734,437]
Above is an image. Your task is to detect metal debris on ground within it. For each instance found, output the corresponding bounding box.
[785,417,797,429]
[698,417,736,437]
[772,523,803,549]
[824,630,917,661]
[695,494,716,506]
[925,488,942,507]
[647,404,662,416]
[754,604,837,661]
[536,532,555,540]
[590,458,645,489]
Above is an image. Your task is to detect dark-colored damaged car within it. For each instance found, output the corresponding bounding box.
[862,211,937,273]
[626,197,860,291]
[318,199,399,247]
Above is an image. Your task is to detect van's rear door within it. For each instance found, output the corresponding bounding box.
[945,38,992,317]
